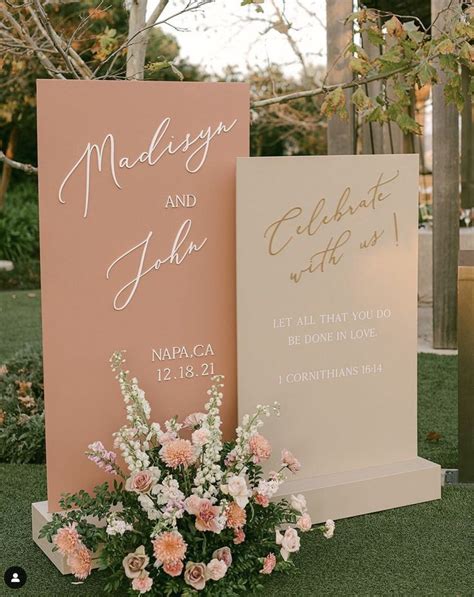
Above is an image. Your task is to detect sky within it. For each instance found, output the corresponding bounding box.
[146,0,327,77]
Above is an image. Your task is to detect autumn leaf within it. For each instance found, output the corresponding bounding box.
[321,87,347,120]
[386,16,404,38]
[426,431,442,443]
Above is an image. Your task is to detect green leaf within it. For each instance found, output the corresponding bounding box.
[367,26,385,46]
[379,45,404,64]
[395,111,422,135]
[403,21,424,43]
[417,62,438,87]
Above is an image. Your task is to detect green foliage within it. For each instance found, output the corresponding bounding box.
[0,344,45,464]
[337,4,474,135]
[0,181,39,262]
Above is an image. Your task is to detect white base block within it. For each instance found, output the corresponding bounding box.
[33,458,441,572]
[276,457,441,523]
[32,501,102,575]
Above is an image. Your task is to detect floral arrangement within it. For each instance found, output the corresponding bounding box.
[40,352,334,595]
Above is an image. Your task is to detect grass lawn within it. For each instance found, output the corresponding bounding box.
[0,290,41,362]
[0,464,472,596]
[0,291,470,595]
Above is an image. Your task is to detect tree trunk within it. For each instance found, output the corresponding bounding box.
[361,30,383,154]
[461,66,474,209]
[431,0,460,349]
[0,126,18,210]
[126,0,148,80]
[326,0,354,155]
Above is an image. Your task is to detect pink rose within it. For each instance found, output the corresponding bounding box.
[132,571,153,593]
[122,545,149,578]
[281,449,301,473]
[212,546,232,568]
[275,528,300,561]
[184,561,207,591]
[297,513,312,532]
[260,553,276,575]
[125,468,160,494]
[206,558,227,581]
[233,528,245,544]
[163,560,184,577]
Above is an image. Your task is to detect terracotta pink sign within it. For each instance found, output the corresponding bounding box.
[37,80,249,509]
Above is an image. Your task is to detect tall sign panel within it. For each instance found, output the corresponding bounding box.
[37,80,249,508]
[237,155,440,521]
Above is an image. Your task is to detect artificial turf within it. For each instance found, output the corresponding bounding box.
[0,290,41,362]
[0,464,472,596]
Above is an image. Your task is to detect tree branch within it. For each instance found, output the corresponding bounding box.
[146,0,169,29]
[251,63,414,108]
[0,151,37,175]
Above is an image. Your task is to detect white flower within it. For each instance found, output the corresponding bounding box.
[290,494,307,514]
[106,513,133,536]
[275,527,300,561]
[221,474,250,508]
[256,478,280,499]
[323,519,335,539]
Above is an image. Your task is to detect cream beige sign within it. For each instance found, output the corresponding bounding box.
[237,155,440,521]
[37,80,248,509]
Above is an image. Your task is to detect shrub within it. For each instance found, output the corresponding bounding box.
[0,181,39,263]
[0,181,41,290]
[0,344,45,463]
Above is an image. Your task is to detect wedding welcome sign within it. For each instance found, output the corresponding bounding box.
[37,80,249,509]
[237,155,440,522]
